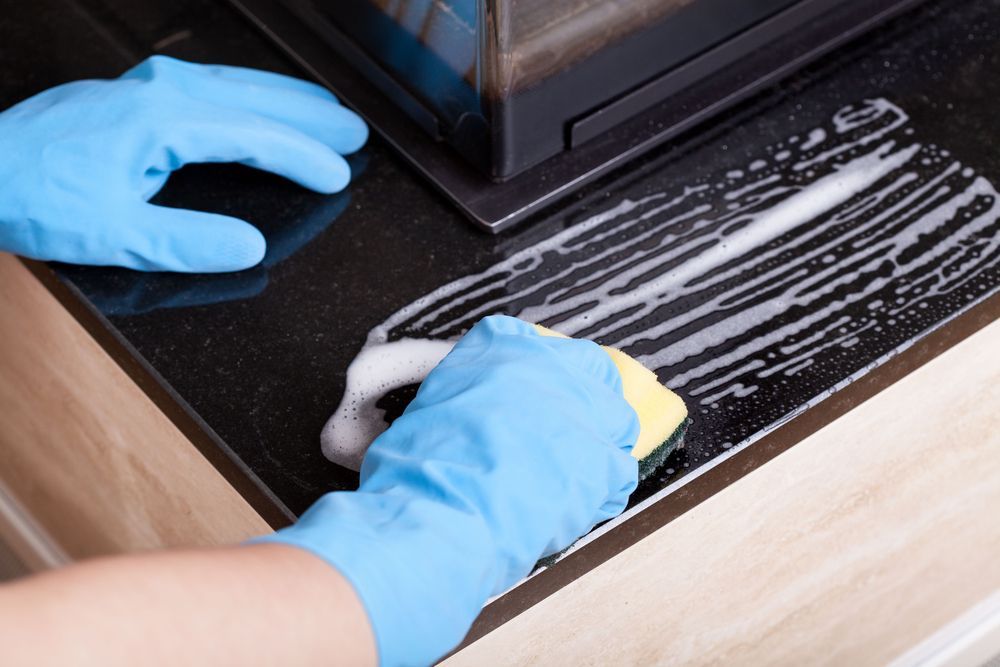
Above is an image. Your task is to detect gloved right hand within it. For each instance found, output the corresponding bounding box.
[0,55,367,272]
[261,315,640,666]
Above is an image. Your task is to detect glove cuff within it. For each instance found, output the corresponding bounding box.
[257,490,497,667]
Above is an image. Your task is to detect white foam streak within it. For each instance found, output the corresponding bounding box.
[580,142,920,343]
[320,98,1000,479]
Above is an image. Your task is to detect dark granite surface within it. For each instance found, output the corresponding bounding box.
[2,0,998,525]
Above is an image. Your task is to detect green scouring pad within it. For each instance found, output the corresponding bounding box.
[534,325,689,481]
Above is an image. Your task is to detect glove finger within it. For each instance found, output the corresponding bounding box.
[599,381,642,454]
[534,335,640,449]
[594,449,640,524]
[153,106,353,194]
[535,445,637,560]
[184,80,367,155]
[123,57,367,155]
[540,336,624,393]
[438,315,639,451]
[121,203,266,272]
[450,314,534,351]
[200,63,340,103]
[536,337,642,451]
[123,56,340,103]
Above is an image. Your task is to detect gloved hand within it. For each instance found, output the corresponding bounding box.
[262,315,639,666]
[77,152,369,316]
[0,55,367,272]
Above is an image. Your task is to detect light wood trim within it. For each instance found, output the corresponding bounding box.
[448,317,1000,666]
[0,253,270,559]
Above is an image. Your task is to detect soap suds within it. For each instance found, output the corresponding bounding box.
[322,339,456,470]
[321,98,1000,474]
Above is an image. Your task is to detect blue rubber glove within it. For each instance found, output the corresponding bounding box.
[80,152,369,316]
[262,315,639,666]
[0,55,367,272]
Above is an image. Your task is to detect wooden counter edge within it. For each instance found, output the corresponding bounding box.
[0,253,270,561]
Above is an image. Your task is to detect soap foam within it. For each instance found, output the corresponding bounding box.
[321,98,1000,475]
[322,339,456,470]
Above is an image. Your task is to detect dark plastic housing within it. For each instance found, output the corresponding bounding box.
[232,0,929,230]
[281,0,804,180]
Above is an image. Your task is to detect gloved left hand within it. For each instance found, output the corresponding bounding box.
[0,55,368,272]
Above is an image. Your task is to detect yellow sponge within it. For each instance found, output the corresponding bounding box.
[534,324,689,479]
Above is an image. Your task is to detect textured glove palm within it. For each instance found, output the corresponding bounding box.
[0,55,367,272]
[265,316,640,666]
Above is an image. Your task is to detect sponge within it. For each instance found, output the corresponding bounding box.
[534,324,689,480]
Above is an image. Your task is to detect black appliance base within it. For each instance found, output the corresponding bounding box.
[230,0,928,233]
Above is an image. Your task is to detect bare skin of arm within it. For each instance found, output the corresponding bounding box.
[0,543,377,666]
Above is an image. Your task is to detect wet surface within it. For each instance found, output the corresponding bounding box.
[3,0,999,519]
[328,98,1000,520]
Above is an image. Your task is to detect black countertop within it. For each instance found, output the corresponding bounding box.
[3,0,999,622]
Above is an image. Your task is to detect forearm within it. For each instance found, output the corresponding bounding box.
[0,543,376,666]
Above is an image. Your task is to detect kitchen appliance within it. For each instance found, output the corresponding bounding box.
[231,0,928,231]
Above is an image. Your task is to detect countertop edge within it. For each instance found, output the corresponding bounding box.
[21,258,294,530]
